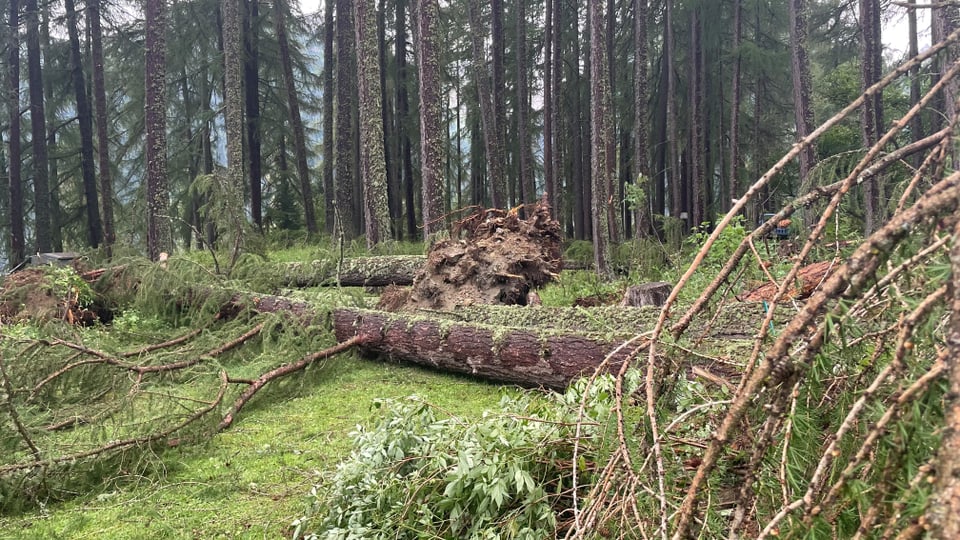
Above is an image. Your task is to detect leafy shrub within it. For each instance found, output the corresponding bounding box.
[293,373,639,539]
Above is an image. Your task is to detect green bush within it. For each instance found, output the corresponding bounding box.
[293,372,639,539]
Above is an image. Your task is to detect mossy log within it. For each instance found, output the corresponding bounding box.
[332,307,639,388]
[275,255,427,287]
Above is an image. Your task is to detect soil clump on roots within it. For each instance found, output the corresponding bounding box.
[379,201,563,311]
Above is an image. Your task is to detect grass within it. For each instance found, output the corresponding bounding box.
[0,352,516,539]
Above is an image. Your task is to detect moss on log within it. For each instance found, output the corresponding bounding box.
[332,307,639,388]
[241,255,428,288]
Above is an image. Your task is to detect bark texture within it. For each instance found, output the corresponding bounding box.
[790,0,816,210]
[333,307,633,389]
[589,0,613,276]
[415,0,444,238]
[222,0,246,252]
[243,0,263,229]
[322,0,335,234]
[632,0,649,236]
[354,0,391,247]
[859,0,883,234]
[145,0,171,261]
[335,0,358,239]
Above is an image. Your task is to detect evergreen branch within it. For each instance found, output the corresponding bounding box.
[1,371,229,476]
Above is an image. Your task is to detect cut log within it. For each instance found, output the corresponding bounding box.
[332,307,638,389]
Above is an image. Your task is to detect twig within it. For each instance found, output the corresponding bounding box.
[120,315,219,357]
[217,335,364,432]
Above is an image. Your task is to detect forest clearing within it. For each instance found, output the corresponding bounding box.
[1,0,960,538]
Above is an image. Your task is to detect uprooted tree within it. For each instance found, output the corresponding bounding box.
[3,30,960,539]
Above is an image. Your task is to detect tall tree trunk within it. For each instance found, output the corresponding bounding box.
[24,0,50,252]
[65,0,102,248]
[665,0,680,222]
[466,0,507,208]
[728,0,742,211]
[632,0,649,237]
[40,2,61,252]
[543,0,555,214]
[322,0,335,234]
[354,0,391,247]
[552,0,564,227]
[415,0,444,238]
[244,0,262,230]
[274,0,317,234]
[377,0,398,239]
[335,0,358,239]
[145,0,171,260]
[515,0,534,210]
[859,0,882,235]
[222,0,246,255]
[7,0,23,266]
[689,6,704,228]
[790,0,816,223]
[89,0,114,254]
[394,0,417,239]
[491,0,506,188]
[589,0,612,276]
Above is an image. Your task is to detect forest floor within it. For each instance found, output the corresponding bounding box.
[0,351,511,539]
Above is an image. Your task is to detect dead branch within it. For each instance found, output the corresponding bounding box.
[673,170,960,539]
[217,335,364,432]
[0,353,41,460]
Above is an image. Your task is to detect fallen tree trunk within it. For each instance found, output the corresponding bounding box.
[332,307,639,389]
[257,255,427,287]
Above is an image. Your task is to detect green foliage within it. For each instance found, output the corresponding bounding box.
[44,265,96,307]
[294,373,639,539]
[563,240,594,266]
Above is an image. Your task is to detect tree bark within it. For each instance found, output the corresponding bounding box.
[589,0,613,276]
[89,0,115,254]
[415,0,444,238]
[323,0,335,234]
[516,0,535,211]
[8,0,23,266]
[145,0,171,261]
[790,0,817,223]
[335,0,358,240]
[632,0,649,237]
[274,0,317,234]
[65,0,102,249]
[543,0,555,214]
[860,0,883,235]
[728,0,742,211]
[333,307,635,389]
[221,0,246,257]
[665,0,679,222]
[354,0,391,247]
[243,0,263,230]
[24,0,50,252]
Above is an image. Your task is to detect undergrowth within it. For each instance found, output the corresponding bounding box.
[294,371,640,539]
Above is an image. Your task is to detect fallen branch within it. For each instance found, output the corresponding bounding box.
[218,335,364,431]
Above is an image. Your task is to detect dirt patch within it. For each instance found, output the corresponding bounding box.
[382,201,562,311]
